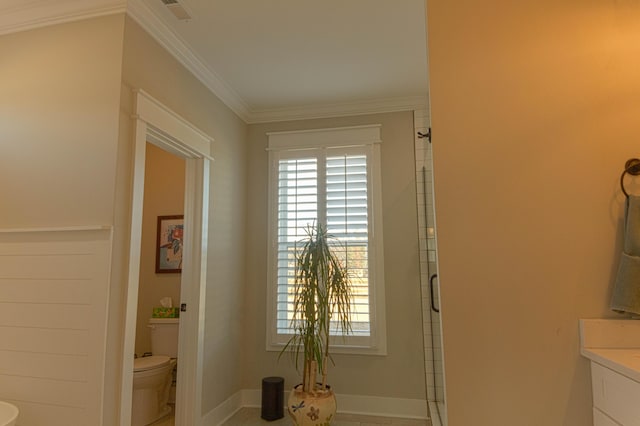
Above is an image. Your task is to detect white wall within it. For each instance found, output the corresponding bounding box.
[427,1,640,424]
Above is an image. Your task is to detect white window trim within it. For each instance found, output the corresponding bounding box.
[266,125,387,356]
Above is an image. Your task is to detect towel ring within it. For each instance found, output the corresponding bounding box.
[620,158,640,198]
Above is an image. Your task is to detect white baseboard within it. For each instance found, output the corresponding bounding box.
[202,389,428,425]
[333,393,428,419]
[200,391,244,426]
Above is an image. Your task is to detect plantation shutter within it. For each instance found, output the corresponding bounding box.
[267,124,386,354]
[275,149,371,336]
[325,153,370,336]
[275,156,319,334]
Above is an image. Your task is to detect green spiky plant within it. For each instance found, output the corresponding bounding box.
[281,223,353,394]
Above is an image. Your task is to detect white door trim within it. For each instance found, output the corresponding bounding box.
[120,90,213,426]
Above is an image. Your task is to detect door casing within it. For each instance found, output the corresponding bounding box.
[120,90,213,426]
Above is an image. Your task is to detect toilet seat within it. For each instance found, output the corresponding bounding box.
[134,355,170,373]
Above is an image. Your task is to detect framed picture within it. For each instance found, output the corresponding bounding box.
[156,215,184,273]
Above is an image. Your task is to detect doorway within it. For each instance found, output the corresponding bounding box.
[120,90,213,426]
[133,143,185,419]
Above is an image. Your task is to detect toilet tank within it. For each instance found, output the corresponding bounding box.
[148,318,179,358]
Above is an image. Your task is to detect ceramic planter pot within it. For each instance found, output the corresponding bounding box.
[287,384,337,426]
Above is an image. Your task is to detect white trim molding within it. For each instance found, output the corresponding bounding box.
[126,2,428,124]
[201,389,429,425]
[126,0,252,122]
[266,124,382,151]
[0,0,126,36]
[133,89,213,158]
[120,90,213,426]
[249,95,429,124]
[200,391,245,426]
[0,225,111,233]
[266,125,387,356]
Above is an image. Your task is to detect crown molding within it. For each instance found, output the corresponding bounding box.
[0,0,428,124]
[0,0,127,36]
[126,0,252,123]
[246,95,429,124]
[120,1,428,124]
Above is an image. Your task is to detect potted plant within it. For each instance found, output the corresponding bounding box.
[281,223,353,426]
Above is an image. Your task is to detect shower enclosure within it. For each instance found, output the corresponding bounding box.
[413,108,447,426]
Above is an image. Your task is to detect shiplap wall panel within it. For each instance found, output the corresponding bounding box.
[0,375,88,407]
[0,351,88,381]
[10,402,87,426]
[0,278,92,304]
[0,229,111,426]
[0,327,89,354]
[0,304,90,329]
[0,252,97,278]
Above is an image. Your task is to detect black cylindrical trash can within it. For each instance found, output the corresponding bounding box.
[261,376,284,421]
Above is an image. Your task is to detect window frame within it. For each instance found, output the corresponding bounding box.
[265,125,387,356]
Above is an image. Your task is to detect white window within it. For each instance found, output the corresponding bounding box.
[266,125,386,355]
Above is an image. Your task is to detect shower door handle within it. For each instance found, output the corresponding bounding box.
[429,274,440,313]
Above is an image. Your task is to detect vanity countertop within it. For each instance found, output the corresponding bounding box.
[581,347,640,383]
[580,319,640,382]
[580,319,640,425]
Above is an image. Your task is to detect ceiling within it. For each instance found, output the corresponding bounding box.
[1,0,429,123]
[131,0,429,122]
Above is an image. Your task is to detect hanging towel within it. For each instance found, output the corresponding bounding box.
[611,195,640,315]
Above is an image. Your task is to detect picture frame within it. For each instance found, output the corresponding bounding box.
[156,215,184,273]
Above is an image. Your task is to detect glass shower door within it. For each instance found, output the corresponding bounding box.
[413,109,446,426]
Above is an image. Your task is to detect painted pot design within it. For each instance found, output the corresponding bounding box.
[287,384,337,426]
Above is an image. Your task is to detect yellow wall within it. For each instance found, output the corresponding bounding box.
[244,111,426,399]
[117,16,249,415]
[427,1,640,424]
[135,143,185,356]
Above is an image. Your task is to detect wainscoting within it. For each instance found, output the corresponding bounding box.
[0,227,112,425]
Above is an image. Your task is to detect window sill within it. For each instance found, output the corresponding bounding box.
[266,341,387,356]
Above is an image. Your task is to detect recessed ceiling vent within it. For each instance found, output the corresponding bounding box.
[160,0,192,21]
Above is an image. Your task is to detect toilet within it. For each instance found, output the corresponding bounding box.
[132,318,179,426]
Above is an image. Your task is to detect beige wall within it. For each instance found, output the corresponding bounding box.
[427,1,640,424]
[117,16,248,416]
[135,143,185,356]
[0,15,124,228]
[244,111,426,399]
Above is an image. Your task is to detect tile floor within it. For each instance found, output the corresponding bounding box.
[148,406,431,426]
[150,416,175,426]
[221,407,431,426]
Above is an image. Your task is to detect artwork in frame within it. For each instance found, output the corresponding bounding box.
[156,215,184,273]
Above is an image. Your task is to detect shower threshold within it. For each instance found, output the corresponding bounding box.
[428,401,445,426]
